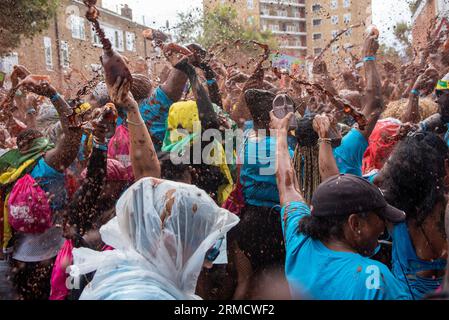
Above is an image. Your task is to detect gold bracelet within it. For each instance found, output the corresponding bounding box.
[126,118,145,126]
[318,138,332,145]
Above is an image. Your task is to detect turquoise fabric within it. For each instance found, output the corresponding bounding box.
[281,201,412,300]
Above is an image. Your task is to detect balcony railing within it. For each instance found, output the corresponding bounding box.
[260,14,306,21]
[259,0,306,7]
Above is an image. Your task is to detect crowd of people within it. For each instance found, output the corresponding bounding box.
[2,13,449,300]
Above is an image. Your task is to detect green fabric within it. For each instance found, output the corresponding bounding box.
[0,137,55,174]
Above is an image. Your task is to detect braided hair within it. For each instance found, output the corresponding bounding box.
[294,113,321,204]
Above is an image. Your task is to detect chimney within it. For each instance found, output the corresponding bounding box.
[121,4,133,20]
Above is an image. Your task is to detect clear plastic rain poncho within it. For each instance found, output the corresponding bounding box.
[70,178,240,300]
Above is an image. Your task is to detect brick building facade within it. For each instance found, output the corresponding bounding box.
[1,0,159,95]
[412,0,449,50]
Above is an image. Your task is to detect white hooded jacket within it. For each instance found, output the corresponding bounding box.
[70,178,240,300]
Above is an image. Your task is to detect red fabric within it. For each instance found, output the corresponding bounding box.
[363,119,402,175]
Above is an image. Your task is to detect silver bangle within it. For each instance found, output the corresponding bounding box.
[318,138,332,145]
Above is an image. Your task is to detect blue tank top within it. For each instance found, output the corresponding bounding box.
[391,222,446,300]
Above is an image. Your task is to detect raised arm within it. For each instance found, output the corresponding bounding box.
[109,77,161,180]
[271,111,304,206]
[187,44,223,107]
[402,67,439,124]
[313,114,340,180]
[19,77,81,172]
[174,59,220,131]
[65,111,110,237]
[313,60,338,97]
[360,32,383,140]
[159,44,190,102]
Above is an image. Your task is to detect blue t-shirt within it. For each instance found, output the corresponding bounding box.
[281,202,412,300]
[391,222,446,300]
[30,158,66,211]
[333,128,368,177]
[139,87,173,149]
[116,87,173,151]
[239,131,294,208]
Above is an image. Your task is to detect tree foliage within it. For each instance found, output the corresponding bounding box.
[408,0,422,16]
[173,5,278,59]
[0,0,59,56]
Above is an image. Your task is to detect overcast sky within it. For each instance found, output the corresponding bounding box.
[103,0,413,46]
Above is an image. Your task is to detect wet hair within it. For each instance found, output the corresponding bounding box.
[131,74,152,101]
[299,212,369,241]
[381,132,449,225]
[16,129,43,147]
[294,113,320,204]
[244,89,275,126]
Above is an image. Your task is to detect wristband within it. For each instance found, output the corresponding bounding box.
[363,56,376,62]
[126,118,145,127]
[93,140,108,152]
[206,79,216,85]
[50,92,60,102]
[318,138,332,145]
[411,89,420,96]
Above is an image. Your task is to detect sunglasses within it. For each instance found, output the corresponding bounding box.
[205,236,224,262]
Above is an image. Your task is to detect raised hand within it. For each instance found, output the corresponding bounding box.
[109,76,137,111]
[163,43,192,67]
[19,75,55,98]
[413,67,439,95]
[11,65,31,87]
[313,114,331,139]
[270,110,294,133]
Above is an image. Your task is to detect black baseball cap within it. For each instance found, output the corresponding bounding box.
[311,174,406,223]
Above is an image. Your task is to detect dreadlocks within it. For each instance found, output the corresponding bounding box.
[294,114,321,204]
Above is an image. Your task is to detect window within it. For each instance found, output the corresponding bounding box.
[331,15,339,25]
[345,28,353,36]
[343,0,351,8]
[43,37,53,70]
[126,32,136,51]
[313,19,322,26]
[278,10,288,17]
[60,41,70,68]
[247,0,254,9]
[343,13,351,24]
[332,30,339,38]
[314,48,322,55]
[313,33,322,40]
[312,4,322,13]
[70,15,85,40]
[330,0,338,10]
[0,53,18,74]
[92,25,124,51]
